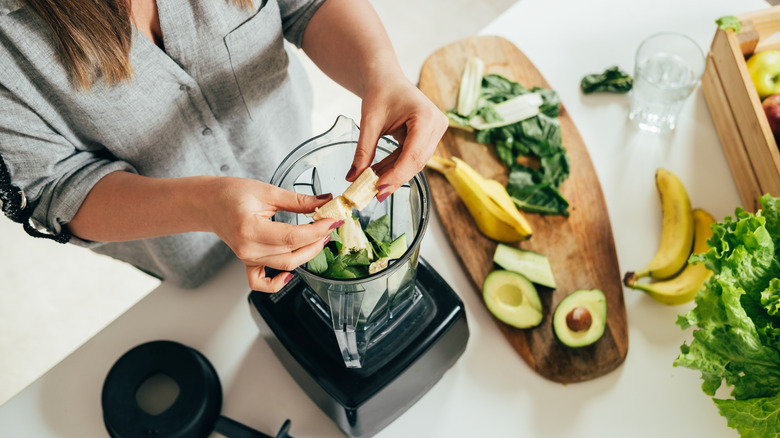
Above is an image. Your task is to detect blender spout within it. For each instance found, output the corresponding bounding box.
[327,289,366,368]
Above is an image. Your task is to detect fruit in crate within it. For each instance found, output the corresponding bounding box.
[746,50,780,100]
[761,92,780,143]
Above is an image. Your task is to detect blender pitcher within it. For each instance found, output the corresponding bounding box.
[270,116,430,368]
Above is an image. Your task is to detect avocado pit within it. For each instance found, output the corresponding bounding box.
[565,306,592,332]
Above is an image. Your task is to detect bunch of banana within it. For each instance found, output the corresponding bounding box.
[313,168,379,220]
[623,168,714,305]
[426,155,533,242]
[625,209,715,305]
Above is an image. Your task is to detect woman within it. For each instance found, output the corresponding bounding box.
[0,0,447,292]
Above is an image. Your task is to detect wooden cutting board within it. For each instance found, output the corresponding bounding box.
[418,35,628,383]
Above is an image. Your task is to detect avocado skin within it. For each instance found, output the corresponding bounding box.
[552,289,607,348]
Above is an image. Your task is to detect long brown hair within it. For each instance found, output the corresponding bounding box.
[26,0,253,90]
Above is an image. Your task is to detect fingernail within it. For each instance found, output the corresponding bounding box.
[377,191,390,203]
[316,193,332,200]
[323,234,332,245]
[284,273,294,284]
[377,184,390,192]
[329,220,345,230]
[346,166,357,180]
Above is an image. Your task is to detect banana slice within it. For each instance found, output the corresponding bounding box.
[313,195,352,221]
[342,167,379,210]
[312,168,379,221]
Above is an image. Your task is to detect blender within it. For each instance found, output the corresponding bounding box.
[248,116,469,437]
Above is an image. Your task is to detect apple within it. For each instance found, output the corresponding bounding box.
[747,50,780,100]
[762,93,780,144]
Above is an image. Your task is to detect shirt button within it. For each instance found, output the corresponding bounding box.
[220,164,230,172]
[202,128,212,136]
[179,84,190,91]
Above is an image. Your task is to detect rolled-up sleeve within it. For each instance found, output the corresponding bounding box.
[277,0,327,47]
[0,85,135,244]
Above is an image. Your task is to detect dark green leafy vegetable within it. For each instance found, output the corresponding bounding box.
[674,194,780,436]
[580,66,633,94]
[716,15,742,33]
[468,74,569,216]
[308,214,406,279]
[365,214,391,243]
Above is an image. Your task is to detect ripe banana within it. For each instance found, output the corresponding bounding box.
[625,208,715,305]
[426,155,533,242]
[313,168,379,220]
[626,168,694,281]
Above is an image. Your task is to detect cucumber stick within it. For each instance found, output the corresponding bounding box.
[493,243,556,289]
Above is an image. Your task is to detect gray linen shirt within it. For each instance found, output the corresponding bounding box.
[0,0,326,287]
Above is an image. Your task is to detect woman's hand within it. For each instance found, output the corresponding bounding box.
[202,177,342,293]
[350,74,448,201]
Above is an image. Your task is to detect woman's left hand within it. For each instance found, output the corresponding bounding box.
[348,73,448,202]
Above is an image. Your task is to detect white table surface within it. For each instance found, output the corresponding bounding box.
[0,0,770,436]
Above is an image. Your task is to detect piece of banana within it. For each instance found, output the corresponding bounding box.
[627,168,694,281]
[312,168,379,221]
[312,195,353,221]
[624,208,715,305]
[338,218,375,260]
[426,155,532,242]
[342,167,379,210]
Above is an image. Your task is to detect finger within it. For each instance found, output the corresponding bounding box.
[242,218,344,259]
[245,265,294,293]
[257,233,332,272]
[376,120,442,192]
[264,185,333,214]
[349,117,381,181]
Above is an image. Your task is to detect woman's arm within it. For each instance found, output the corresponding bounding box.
[67,171,340,291]
[301,0,448,200]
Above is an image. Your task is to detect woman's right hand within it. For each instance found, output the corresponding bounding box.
[202,177,342,293]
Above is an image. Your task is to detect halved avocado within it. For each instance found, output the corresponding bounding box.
[482,270,543,329]
[552,289,607,348]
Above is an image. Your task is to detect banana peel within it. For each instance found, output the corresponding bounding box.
[426,155,532,242]
[624,208,715,305]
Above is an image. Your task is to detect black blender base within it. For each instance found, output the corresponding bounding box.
[248,258,469,437]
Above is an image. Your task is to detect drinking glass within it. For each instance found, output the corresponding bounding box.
[628,32,705,133]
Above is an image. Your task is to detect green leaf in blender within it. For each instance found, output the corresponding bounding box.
[308,247,331,274]
[365,214,392,243]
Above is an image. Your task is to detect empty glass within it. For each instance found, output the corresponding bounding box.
[629,32,705,133]
[270,116,430,368]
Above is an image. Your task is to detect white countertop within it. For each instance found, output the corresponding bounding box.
[0,0,770,436]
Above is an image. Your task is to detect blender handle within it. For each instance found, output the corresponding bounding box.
[214,417,294,438]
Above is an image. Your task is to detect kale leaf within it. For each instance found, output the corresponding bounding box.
[580,66,633,94]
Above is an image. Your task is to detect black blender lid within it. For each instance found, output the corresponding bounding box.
[101,340,293,438]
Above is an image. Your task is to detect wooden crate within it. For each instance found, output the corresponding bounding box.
[702,6,780,211]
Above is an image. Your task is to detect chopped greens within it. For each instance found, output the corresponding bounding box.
[580,66,633,94]
[446,69,570,216]
[308,214,407,279]
[674,194,780,437]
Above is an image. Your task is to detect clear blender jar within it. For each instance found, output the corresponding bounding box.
[270,116,430,368]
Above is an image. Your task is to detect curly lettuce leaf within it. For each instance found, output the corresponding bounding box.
[676,194,780,435]
[714,393,780,438]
